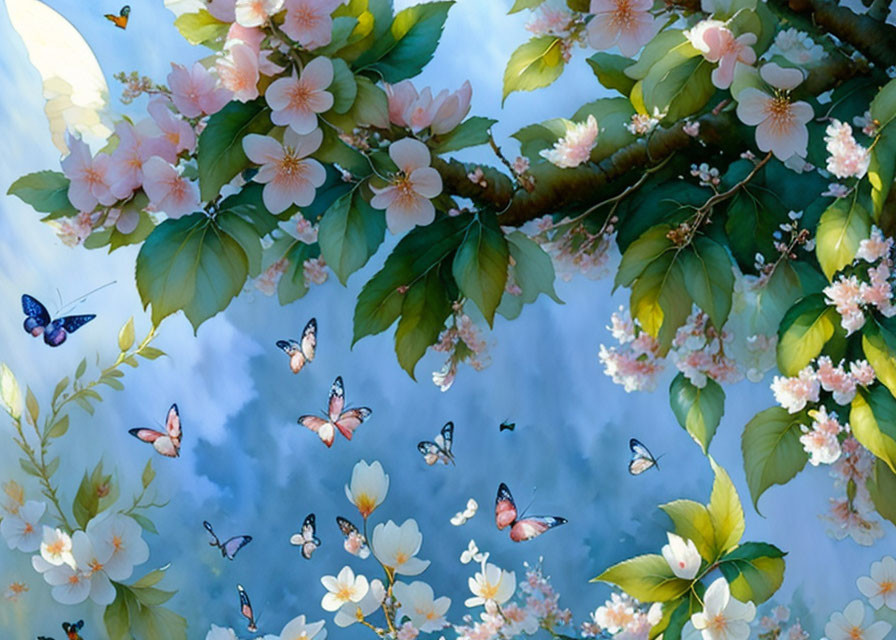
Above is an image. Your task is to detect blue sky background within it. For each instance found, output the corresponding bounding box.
[0,0,891,638]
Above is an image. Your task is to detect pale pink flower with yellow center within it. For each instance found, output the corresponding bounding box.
[142,157,200,219]
[736,63,813,161]
[168,62,232,118]
[691,578,756,640]
[235,0,284,27]
[266,57,334,134]
[370,138,443,235]
[385,80,472,134]
[242,128,327,214]
[586,0,661,58]
[61,134,116,212]
[857,556,896,610]
[825,601,892,640]
[799,406,843,465]
[282,0,342,49]
[106,120,161,199]
[148,97,196,158]
[686,20,757,89]
[770,365,819,413]
[216,42,260,102]
[540,115,598,168]
[857,226,894,263]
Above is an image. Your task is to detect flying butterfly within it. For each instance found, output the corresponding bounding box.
[237,584,258,633]
[417,421,454,466]
[37,620,85,640]
[21,294,95,347]
[276,317,317,374]
[298,376,372,447]
[104,5,129,28]
[203,520,252,560]
[336,516,370,559]
[499,420,516,432]
[495,483,567,542]
[289,513,320,559]
[628,438,660,475]
[129,404,182,458]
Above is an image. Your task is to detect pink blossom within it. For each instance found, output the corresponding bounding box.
[854,110,879,137]
[586,0,661,58]
[825,120,870,179]
[824,275,865,334]
[141,157,199,219]
[234,0,284,27]
[540,115,598,168]
[860,263,896,317]
[282,0,342,49]
[266,57,334,134]
[147,97,196,159]
[686,20,757,89]
[816,356,857,405]
[799,406,844,465]
[770,366,819,413]
[385,80,472,134]
[167,62,232,118]
[526,3,574,37]
[106,120,161,199]
[255,258,287,295]
[370,138,443,235]
[626,112,660,135]
[856,225,893,263]
[736,63,813,161]
[55,212,95,246]
[242,128,327,214]
[225,24,284,75]
[303,257,328,286]
[216,42,260,102]
[683,120,700,137]
[850,360,876,387]
[512,156,530,175]
[825,498,884,546]
[61,134,116,212]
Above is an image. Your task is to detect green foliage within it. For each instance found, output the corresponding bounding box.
[118,317,136,352]
[870,78,896,216]
[669,374,725,454]
[630,251,691,354]
[586,53,636,97]
[136,212,250,330]
[318,188,386,285]
[7,170,77,218]
[815,197,871,280]
[508,0,546,12]
[641,43,714,122]
[707,459,745,556]
[329,58,359,114]
[72,460,118,529]
[592,554,691,602]
[776,294,837,376]
[503,36,565,103]
[395,265,454,378]
[105,569,186,640]
[680,236,735,329]
[497,231,561,319]
[1,364,23,421]
[862,320,896,397]
[197,99,272,201]
[867,458,896,527]
[718,542,786,604]
[430,117,498,154]
[452,212,509,326]
[850,386,896,474]
[659,499,716,561]
[572,98,637,163]
[278,241,320,304]
[742,407,809,512]
[173,10,228,46]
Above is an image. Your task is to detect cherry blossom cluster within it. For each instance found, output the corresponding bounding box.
[689,163,721,188]
[598,307,665,393]
[670,310,742,388]
[770,356,876,414]
[754,604,809,640]
[540,115,599,169]
[524,0,588,61]
[824,436,884,547]
[824,120,871,180]
[823,226,896,335]
[432,305,491,392]
[520,215,616,282]
[581,592,659,639]
[254,217,329,295]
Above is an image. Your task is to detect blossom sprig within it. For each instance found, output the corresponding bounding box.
[431,302,492,392]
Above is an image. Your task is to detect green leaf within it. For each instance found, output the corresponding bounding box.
[47,415,70,439]
[718,542,786,604]
[707,460,745,556]
[217,183,279,235]
[742,406,809,512]
[669,374,725,454]
[453,212,509,326]
[505,231,561,304]
[663,594,703,640]
[216,209,263,277]
[105,585,131,640]
[509,0,545,12]
[25,387,39,425]
[350,76,390,128]
[142,459,156,489]
[130,513,159,535]
[277,242,319,304]
[776,294,837,376]
[680,236,735,329]
[52,377,69,404]
[660,499,716,562]
[625,30,688,80]
[630,251,691,354]
[197,98,272,201]
[329,58,358,114]
[75,357,88,379]
[314,125,370,176]
[139,347,166,360]
[318,188,386,285]
[0,364,22,420]
[73,461,113,529]
[592,554,691,602]
[118,317,135,352]
[361,1,454,82]
[586,52,635,97]
[173,9,229,46]
[430,116,498,154]
[136,213,249,330]
[867,458,896,527]
[869,121,896,218]
[19,458,40,477]
[851,387,896,473]
[815,197,871,280]
[395,267,453,378]
[503,36,565,103]
[643,55,713,122]
[7,170,76,216]
[863,320,896,398]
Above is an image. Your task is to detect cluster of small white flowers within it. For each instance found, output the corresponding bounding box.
[670,310,742,388]
[520,214,617,282]
[625,112,660,136]
[824,120,871,179]
[690,163,721,188]
[598,307,665,392]
[582,593,656,640]
[824,437,884,546]
[771,356,875,414]
[853,110,879,137]
[432,308,491,391]
[799,405,846,466]
[303,256,328,287]
[768,28,826,65]
[754,604,809,640]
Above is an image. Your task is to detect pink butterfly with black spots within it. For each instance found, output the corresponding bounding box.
[276,317,316,374]
[495,483,567,542]
[298,376,371,447]
[128,404,181,458]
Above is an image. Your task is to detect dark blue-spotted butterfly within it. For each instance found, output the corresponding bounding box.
[22,294,95,347]
[495,483,567,542]
[203,520,252,560]
[417,421,455,466]
[628,438,660,475]
[37,619,84,640]
[289,513,320,559]
[238,584,258,632]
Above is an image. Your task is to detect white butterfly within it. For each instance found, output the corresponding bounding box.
[460,539,488,565]
[450,498,478,527]
[6,0,113,153]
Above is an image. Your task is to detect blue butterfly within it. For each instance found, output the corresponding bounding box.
[628,438,660,475]
[22,294,95,347]
[203,521,252,560]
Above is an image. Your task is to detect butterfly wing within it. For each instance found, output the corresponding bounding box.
[440,421,454,458]
[58,315,96,333]
[628,438,657,475]
[104,9,128,29]
[499,421,515,432]
[495,483,518,530]
[237,584,257,631]
[221,535,252,560]
[417,441,441,465]
[298,415,334,447]
[300,317,317,361]
[277,339,307,373]
[509,516,568,542]
[294,513,318,559]
[334,407,371,441]
[336,516,369,558]
[165,404,182,446]
[128,428,177,457]
[21,294,50,335]
[203,520,220,547]
[327,376,345,421]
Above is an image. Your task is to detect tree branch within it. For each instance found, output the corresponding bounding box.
[769,0,896,70]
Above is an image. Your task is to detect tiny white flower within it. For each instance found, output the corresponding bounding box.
[691,578,756,640]
[857,556,896,610]
[0,500,45,551]
[661,532,701,579]
[321,566,368,612]
[345,460,389,519]
[334,578,385,627]
[465,559,515,608]
[38,526,75,568]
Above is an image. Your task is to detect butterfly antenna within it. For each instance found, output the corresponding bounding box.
[653,453,666,470]
[57,281,117,315]
[519,487,538,518]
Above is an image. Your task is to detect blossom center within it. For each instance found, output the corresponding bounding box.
[848,626,864,640]
[83,167,103,187]
[279,151,308,177]
[708,614,728,633]
[292,6,317,29]
[394,551,409,565]
[47,540,65,555]
[610,0,635,26]
[354,492,377,517]
[68,574,81,585]
[479,581,499,600]
[89,559,104,574]
[23,522,33,534]
[335,585,353,601]
[392,175,418,204]
[879,580,895,595]
[764,95,796,134]
[288,83,313,111]
[112,535,123,552]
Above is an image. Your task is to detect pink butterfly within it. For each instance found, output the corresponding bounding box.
[495,483,566,542]
[128,404,181,458]
[276,317,316,374]
[298,376,371,447]
[237,584,257,632]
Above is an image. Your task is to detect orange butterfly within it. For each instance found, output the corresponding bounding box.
[104,5,130,29]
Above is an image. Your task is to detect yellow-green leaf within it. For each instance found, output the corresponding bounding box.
[118,317,135,352]
[707,460,745,557]
[503,36,565,103]
[815,198,871,280]
[592,554,691,602]
[659,499,716,562]
[776,294,837,376]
